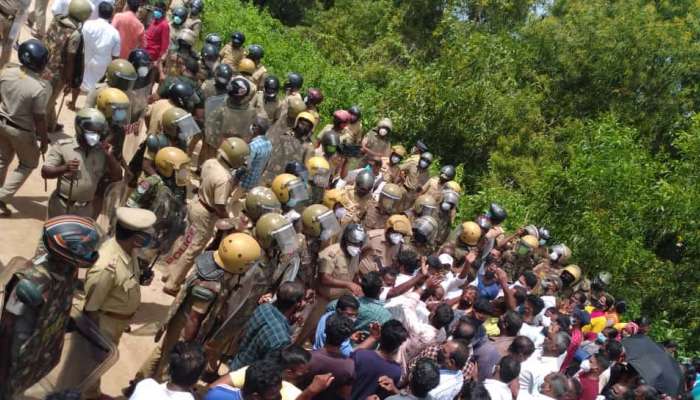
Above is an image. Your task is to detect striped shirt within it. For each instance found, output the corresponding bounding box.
[240,135,272,189]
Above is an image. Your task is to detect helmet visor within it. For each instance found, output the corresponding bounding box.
[175,166,190,187]
[175,113,201,142]
[413,219,436,242]
[113,72,136,91]
[420,204,437,218]
[311,168,331,188]
[271,223,299,255]
[317,210,341,241]
[286,179,310,208]
[111,104,130,124]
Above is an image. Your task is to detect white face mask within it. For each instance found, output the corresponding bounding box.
[334,207,347,220]
[346,245,361,257]
[84,132,101,147]
[390,155,401,165]
[549,252,560,261]
[441,202,452,211]
[137,66,149,77]
[388,232,403,245]
[418,160,429,169]
[378,127,389,136]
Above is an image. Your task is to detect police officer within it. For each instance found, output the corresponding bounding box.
[164,28,199,77]
[201,63,233,98]
[421,164,456,200]
[208,77,257,145]
[451,221,482,266]
[282,71,304,106]
[198,43,220,82]
[359,214,412,275]
[135,232,262,383]
[484,202,508,243]
[204,32,224,53]
[168,6,189,50]
[361,117,392,163]
[247,44,267,89]
[262,110,317,185]
[318,109,351,145]
[83,207,157,399]
[363,182,404,230]
[296,223,366,345]
[41,108,122,218]
[252,74,282,123]
[299,203,341,285]
[272,172,311,213]
[220,31,245,69]
[0,0,22,67]
[412,215,439,256]
[266,95,306,143]
[533,243,571,278]
[163,137,249,295]
[435,188,459,245]
[0,40,50,217]
[344,105,363,144]
[126,146,190,256]
[380,144,406,185]
[236,57,259,98]
[84,59,138,107]
[0,216,101,399]
[305,156,331,203]
[399,151,433,209]
[343,169,375,223]
[129,48,157,128]
[304,87,323,124]
[139,106,196,178]
[147,80,200,135]
[185,0,203,37]
[44,0,92,132]
[501,234,539,281]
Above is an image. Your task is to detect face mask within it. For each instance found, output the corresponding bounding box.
[137,66,149,77]
[173,16,183,25]
[113,108,127,122]
[549,252,559,261]
[418,160,429,169]
[346,245,361,257]
[378,127,388,136]
[334,207,346,220]
[539,239,547,246]
[441,202,452,211]
[153,9,163,19]
[580,359,591,373]
[390,155,401,165]
[388,232,403,245]
[84,131,101,147]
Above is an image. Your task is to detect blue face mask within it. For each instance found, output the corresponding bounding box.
[113,108,127,122]
[153,10,163,19]
[173,15,183,25]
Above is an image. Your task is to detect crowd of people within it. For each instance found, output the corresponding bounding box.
[0,0,697,399]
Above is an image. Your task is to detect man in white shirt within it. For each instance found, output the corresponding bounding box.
[485,355,522,400]
[130,342,205,400]
[428,340,470,400]
[519,332,571,396]
[81,1,121,91]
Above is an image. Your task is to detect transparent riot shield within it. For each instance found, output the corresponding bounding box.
[204,94,228,148]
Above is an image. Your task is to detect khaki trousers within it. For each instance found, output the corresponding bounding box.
[0,120,39,203]
[83,312,131,398]
[47,190,94,218]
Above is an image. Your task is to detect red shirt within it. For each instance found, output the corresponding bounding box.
[112,11,144,59]
[144,18,170,61]
[578,373,600,400]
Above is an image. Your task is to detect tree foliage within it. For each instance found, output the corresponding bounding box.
[205,0,700,353]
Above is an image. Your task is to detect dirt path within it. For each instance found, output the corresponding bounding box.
[0,3,179,398]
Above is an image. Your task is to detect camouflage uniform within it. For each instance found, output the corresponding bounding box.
[501,250,537,281]
[435,210,454,247]
[44,15,83,130]
[340,121,363,145]
[251,90,281,123]
[200,78,227,99]
[208,98,257,144]
[0,256,78,399]
[261,130,314,186]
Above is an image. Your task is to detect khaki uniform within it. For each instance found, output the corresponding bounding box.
[219,44,245,70]
[359,229,400,275]
[501,250,537,281]
[0,0,22,67]
[380,158,402,185]
[251,90,281,123]
[163,158,233,292]
[44,15,82,131]
[361,129,390,161]
[340,186,371,225]
[399,163,430,208]
[184,16,201,38]
[297,243,357,344]
[420,176,442,200]
[44,137,108,218]
[28,0,49,38]
[318,124,342,142]
[83,237,142,398]
[146,99,174,135]
[201,78,227,99]
[362,199,390,231]
[233,73,258,103]
[251,64,267,90]
[340,121,363,145]
[0,67,50,204]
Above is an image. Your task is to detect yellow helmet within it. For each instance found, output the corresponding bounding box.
[459,221,481,246]
[244,186,281,222]
[154,147,190,185]
[238,58,256,75]
[255,212,298,254]
[68,0,92,22]
[287,97,306,120]
[561,264,582,285]
[161,107,190,137]
[295,111,317,129]
[520,234,540,249]
[272,173,309,206]
[386,214,412,236]
[96,87,130,124]
[379,183,404,213]
[445,180,462,193]
[218,137,250,168]
[323,188,344,209]
[305,156,330,176]
[391,144,407,157]
[214,233,262,274]
[302,204,340,240]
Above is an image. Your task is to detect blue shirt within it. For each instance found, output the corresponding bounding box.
[229,302,291,370]
[240,135,272,189]
[326,296,391,332]
[313,311,353,357]
[205,385,243,400]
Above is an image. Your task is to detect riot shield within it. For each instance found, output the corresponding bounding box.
[218,102,258,143]
[0,257,30,318]
[22,307,118,399]
[151,187,187,254]
[204,94,228,149]
[95,180,129,235]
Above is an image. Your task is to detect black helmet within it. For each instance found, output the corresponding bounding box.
[263,75,279,100]
[415,140,429,153]
[341,223,367,248]
[487,203,507,225]
[171,6,188,25]
[214,63,233,86]
[18,39,49,73]
[167,80,196,110]
[348,105,361,122]
[284,160,307,180]
[231,31,245,46]
[285,72,303,91]
[128,48,150,67]
[205,33,223,50]
[227,77,251,99]
[355,169,375,194]
[440,165,456,181]
[201,43,219,61]
[189,0,203,15]
[321,130,340,147]
[247,44,264,61]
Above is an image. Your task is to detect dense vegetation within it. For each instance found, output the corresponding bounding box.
[204,0,700,354]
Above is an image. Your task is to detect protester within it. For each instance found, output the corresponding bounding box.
[130,342,205,400]
[81,2,121,91]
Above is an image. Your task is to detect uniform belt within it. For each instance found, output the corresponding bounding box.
[198,197,216,213]
[0,115,29,132]
[58,192,90,207]
[101,310,136,320]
